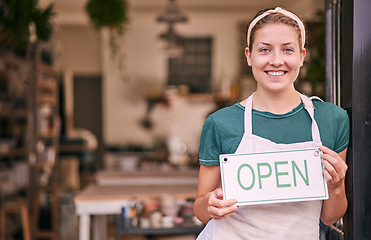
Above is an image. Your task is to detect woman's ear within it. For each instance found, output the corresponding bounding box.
[300,48,306,67]
[245,47,252,66]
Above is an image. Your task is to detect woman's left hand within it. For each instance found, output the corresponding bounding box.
[320,146,348,191]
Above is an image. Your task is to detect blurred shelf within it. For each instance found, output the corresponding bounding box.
[0,147,29,159]
[0,109,29,118]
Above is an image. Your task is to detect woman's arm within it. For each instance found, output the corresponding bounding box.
[320,146,348,225]
[193,164,238,224]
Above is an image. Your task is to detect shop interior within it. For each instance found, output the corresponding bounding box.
[2,0,368,239]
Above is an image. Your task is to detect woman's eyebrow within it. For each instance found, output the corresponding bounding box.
[256,42,271,46]
[282,42,297,46]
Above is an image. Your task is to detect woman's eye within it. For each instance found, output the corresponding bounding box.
[259,48,269,53]
[284,48,294,52]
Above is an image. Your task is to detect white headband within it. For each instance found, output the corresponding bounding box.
[247,7,306,49]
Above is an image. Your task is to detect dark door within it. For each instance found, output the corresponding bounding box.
[339,0,371,239]
[73,75,103,170]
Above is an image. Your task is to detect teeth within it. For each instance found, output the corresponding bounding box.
[267,71,285,76]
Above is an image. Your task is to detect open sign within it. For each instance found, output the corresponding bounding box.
[220,148,328,205]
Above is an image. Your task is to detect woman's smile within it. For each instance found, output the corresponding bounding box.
[265,70,287,77]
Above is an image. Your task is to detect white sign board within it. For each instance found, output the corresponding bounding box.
[220,148,328,205]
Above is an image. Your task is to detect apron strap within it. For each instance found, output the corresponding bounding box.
[298,93,322,147]
[243,92,322,147]
[244,93,254,136]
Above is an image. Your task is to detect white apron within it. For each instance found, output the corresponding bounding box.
[197,93,323,240]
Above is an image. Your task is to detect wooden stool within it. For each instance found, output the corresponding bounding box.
[0,199,31,240]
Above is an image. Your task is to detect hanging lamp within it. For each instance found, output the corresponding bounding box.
[156,0,188,58]
[157,0,188,24]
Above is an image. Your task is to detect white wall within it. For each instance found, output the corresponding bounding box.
[59,26,101,75]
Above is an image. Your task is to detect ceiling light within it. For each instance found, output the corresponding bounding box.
[156,0,188,24]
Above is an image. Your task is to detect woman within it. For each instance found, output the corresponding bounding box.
[193,7,349,239]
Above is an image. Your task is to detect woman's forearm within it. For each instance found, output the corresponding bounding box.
[320,182,347,225]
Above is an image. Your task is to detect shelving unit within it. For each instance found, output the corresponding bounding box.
[0,46,60,239]
[30,60,60,240]
[0,60,32,197]
[0,52,33,240]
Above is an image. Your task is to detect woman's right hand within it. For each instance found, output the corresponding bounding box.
[204,188,238,220]
[193,165,238,223]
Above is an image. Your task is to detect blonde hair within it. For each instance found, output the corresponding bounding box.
[246,7,306,50]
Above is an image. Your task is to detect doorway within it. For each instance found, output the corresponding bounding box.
[73,75,104,170]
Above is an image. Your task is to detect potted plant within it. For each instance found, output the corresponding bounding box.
[85,0,129,58]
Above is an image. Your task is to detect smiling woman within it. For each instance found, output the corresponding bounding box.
[193,6,350,240]
[245,23,305,104]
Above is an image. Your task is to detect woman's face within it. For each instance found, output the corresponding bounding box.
[245,23,306,94]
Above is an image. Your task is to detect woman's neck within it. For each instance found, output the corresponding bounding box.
[241,88,302,114]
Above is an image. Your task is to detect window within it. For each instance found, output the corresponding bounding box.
[168,37,212,93]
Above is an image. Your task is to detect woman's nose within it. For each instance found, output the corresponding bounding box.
[269,52,284,66]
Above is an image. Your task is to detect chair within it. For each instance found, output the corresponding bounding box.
[0,198,31,240]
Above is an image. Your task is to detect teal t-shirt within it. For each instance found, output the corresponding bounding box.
[199,100,350,166]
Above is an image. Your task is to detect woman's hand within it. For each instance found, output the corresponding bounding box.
[319,146,348,225]
[320,146,348,191]
[204,188,238,220]
[193,165,238,223]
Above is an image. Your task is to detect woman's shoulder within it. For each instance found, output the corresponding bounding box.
[203,103,244,133]
[313,99,347,112]
[312,99,349,121]
[208,103,244,120]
